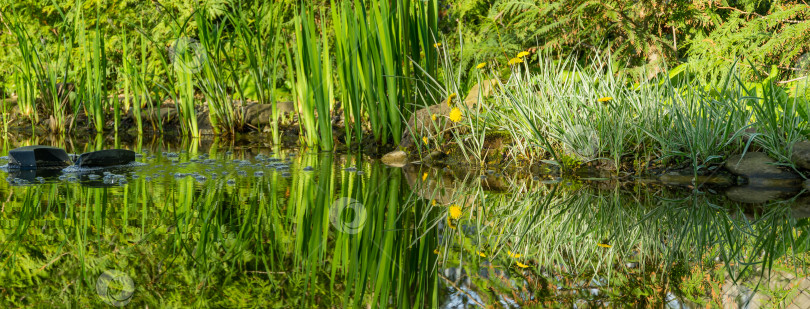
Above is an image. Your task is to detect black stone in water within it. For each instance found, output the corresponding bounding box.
[74,149,136,168]
[8,146,72,170]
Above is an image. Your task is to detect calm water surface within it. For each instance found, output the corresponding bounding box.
[1,137,808,308]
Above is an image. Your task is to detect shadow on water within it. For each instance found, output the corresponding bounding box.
[0,137,809,307]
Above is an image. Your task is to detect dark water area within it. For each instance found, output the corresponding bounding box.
[1,137,809,308]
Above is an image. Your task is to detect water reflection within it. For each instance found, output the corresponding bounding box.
[406,165,810,307]
[0,137,808,307]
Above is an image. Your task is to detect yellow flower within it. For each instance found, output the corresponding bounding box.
[446,93,458,107]
[507,58,523,65]
[448,205,462,220]
[598,97,613,103]
[516,51,530,58]
[597,243,612,248]
[422,136,429,145]
[431,199,437,206]
[434,249,440,254]
[476,62,487,69]
[515,262,530,268]
[508,250,522,258]
[449,107,462,123]
[431,114,437,121]
[477,251,487,258]
[433,42,442,48]
[422,172,428,181]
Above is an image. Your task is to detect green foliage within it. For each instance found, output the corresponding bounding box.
[438,0,809,83]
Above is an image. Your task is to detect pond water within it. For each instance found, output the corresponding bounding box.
[1,137,809,308]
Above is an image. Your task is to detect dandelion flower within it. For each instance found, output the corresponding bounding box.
[448,205,462,220]
[477,251,487,258]
[597,243,612,248]
[515,262,530,268]
[508,58,523,65]
[598,97,613,103]
[516,51,530,58]
[431,114,437,121]
[433,42,442,48]
[476,62,487,69]
[446,93,458,107]
[422,172,428,181]
[508,251,522,258]
[422,136,429,145]
[434,249,440,254]
[431,199,437,206]
[449,107,462,123]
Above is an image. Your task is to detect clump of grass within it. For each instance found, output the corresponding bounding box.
[481,51,805,174]
[332,0,438,147]
[291,5,334,150]
[228,0,286,140]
